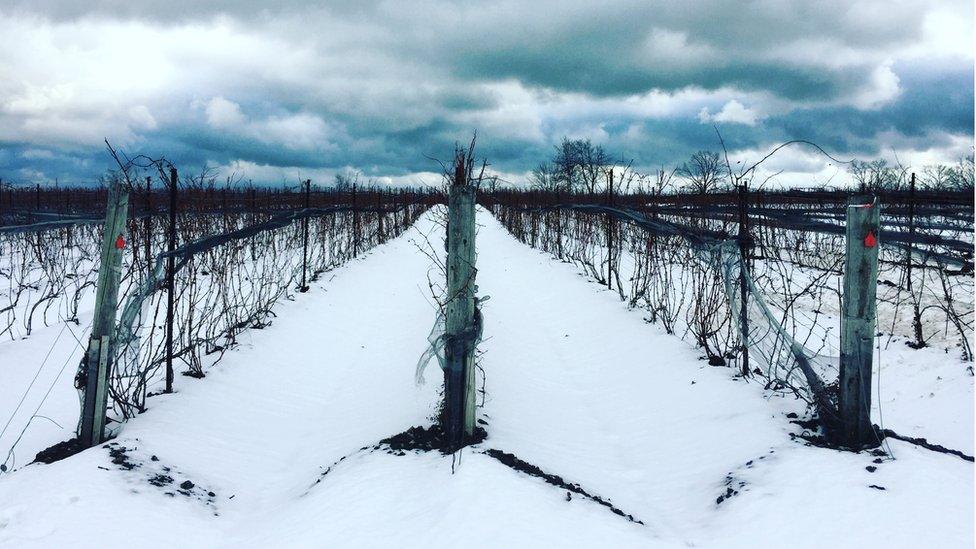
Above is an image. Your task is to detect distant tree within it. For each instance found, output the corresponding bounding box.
[334,170,360,191]
[949,154,975,190]
[848,159,906,191]
[677,151,725,194]
[552,138,611,193]
[921,164,954,190]
[530,162,559,191]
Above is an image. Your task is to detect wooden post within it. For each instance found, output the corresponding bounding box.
[300,179,311,292]
[444,159,478,446]
[165,168,177,394]
[838,195,881,448]
[737,183,750,377]
[79,180,130,447]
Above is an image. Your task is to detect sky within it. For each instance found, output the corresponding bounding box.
[0,0,972,188]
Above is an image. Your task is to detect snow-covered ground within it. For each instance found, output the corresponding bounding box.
[0,208,972,547]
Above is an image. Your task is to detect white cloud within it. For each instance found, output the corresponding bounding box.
[698,100,760,125]
[200,96,334,151]
[204,97,245,129]
[850,63,901,109]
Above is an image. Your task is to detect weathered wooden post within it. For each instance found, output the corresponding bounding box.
[79,180,130,447]
[838,195,881,447]
[444,156,478,446]
[165,167,177,394]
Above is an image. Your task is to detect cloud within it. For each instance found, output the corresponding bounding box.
[698,100,760,125]
[204,97,246,129]
[0,1,970,186]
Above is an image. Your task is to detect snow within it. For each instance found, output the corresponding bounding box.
[0,207,972,547]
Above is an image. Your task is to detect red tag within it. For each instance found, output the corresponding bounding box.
[863,231,877,248]
[115,234,126,249]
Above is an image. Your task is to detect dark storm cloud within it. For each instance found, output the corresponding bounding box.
[0,0,971,185]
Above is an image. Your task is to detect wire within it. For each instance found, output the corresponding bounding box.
[875,331,895,458]
[1,323,88,474]
[0,322,68,443]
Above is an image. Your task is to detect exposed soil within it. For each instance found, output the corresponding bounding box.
[482,448,645,526]
[880,428,974,462]
[33,437,87,464]
[379,424,487,454]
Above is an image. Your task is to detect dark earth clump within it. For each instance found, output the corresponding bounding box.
[379,424,487,454]
[149,474,174,487]
[33,437,87,464]
[482,448,645,526]
[716,474,747,505]
[99,442,218,511]
[106,443,140,470]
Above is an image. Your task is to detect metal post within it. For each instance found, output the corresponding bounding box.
[606,169,613,290]
[79,180,130,447]
[144,176,152,265]
[444,159,478,446]
[906,173,923,346]
[838,195,881,448]
[300,179,311,292]
[352,183,359,257]
[165,168,177,394]
[555,187,563,260]
[377,189,385,243]
[737,183,750,377]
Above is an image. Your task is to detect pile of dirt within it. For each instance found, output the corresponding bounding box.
[379,424,487,454]
[33,437,87,464]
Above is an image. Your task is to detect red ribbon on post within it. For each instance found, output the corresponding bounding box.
[863,230,877,248]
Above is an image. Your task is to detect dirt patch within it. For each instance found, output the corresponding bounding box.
[716,474,747,506]
[99,442,219,513]
[482,448,645,526]
[880,428,974,462]
[380,424,487,454]
[33,438,87,464]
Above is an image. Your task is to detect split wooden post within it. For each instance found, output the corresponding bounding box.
[79,180,130,447]
[444,159,478,446]
[838,195,881,447]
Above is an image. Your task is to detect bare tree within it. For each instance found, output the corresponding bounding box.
[677,151,725,194]
[530,162,559,191]
[552,138,610,193]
